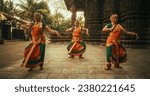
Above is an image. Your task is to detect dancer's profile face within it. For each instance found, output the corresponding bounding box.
[74,21,79,26]
[33,13,42,22]
[110,14,118,24]
[112,17,118,24]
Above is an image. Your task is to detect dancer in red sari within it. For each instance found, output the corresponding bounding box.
[66,20,89,58]
[21,12,61,71]
[102,14,139,70]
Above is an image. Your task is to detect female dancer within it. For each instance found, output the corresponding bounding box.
[21,12,61,71]
[66,20,89,58]
[102,14,139,70]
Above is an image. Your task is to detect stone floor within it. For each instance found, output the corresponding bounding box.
[0,40,150,79]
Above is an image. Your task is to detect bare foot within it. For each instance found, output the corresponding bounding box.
[40,63,44,70]
[114,66,122,68]
[28,68,33,72]
[79,55,84,58]
[40,67,43,70]
[104,63,111,71]
[79,56,84,58]
[69,55,74,58]
[104,67,111,71]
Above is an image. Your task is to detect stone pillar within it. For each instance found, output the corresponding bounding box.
[70,4,77,26]
[85,0,102,32]
[82,0,104,42]
[143,0,150,35]
[120,0,144,35]
[84,0,88,28]
[119,0,147,47]
[0,0,4,44]
[103,0,120,25]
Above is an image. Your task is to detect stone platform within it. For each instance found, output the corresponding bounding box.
[0,41,150,79]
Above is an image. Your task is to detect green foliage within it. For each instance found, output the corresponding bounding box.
[16,0,51,22]
[2,0,84,33]
[48,14,71,33]
[3,0,14,14]
[55,19,71,33]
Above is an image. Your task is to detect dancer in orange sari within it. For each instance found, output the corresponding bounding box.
[102,14,139,70]
[20,12,61,71]
[66,20,89,58]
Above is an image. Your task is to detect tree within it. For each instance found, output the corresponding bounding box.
[48,0,72,32]
[16,0,35,19]
[49,0,66,14]
[16,0,51,23]
[3,0,14,14]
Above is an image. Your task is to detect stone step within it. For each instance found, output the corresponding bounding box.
[50,39,101,42]
[50,38,150,44]
[50,34,150,38]
[99,39,150,44]
[50,36,150,41]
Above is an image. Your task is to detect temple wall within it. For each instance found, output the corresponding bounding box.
[63,0,150,46]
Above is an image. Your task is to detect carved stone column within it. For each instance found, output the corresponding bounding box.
[103,0,119,25]
[119,0,148,47]
[84,0,88,28]
[0,0,4,44]
[70,4,77,26]
[120,0,144,36]
[85,0,102,32]
[143,0,150,36]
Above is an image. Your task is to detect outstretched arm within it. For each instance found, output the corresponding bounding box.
[123,30,139,40]
[119,24,139,40]
[44,26,61,38]
[82,28,89,36]
[66,27,73,32]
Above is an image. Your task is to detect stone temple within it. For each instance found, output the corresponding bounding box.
[62,0,150,48]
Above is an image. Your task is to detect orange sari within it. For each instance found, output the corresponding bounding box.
[106,24,127,64]
[21,24,46,68]
[67,26,86,56]
[106,24,122,46]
